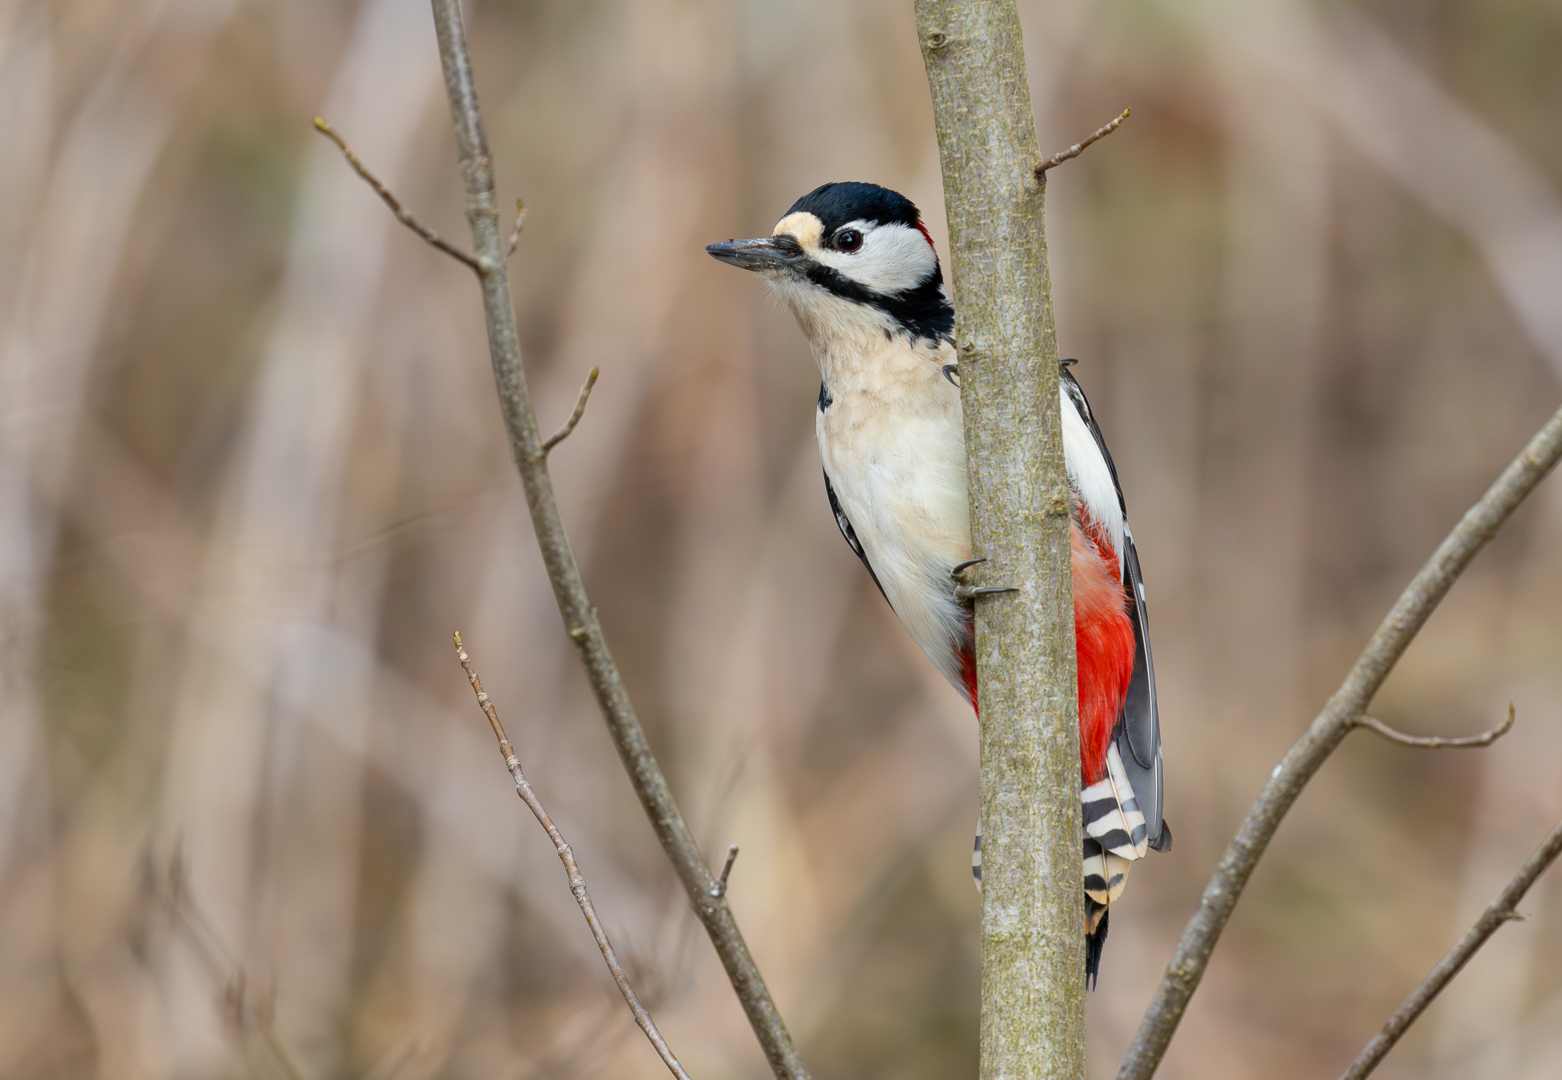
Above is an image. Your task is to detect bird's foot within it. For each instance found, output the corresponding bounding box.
[950,558,1018,603]
[950,557,986,581]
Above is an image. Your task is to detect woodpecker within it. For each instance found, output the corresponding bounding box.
[708,181,1168,983]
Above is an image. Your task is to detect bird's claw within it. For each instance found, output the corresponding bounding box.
[942,364,959,387]
[955,585,1019,602]
[950,557,986,581]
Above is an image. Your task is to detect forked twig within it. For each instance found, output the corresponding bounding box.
[1036,108,1130,176]
[541,366,600,454]
[1357,703,1515,749]
[1117,404,1562,1080]
[453,633,692,1080]
[313,117,484,273]
[1339,816,1562,1080]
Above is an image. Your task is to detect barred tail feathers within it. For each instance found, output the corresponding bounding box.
[974,742,1148,905]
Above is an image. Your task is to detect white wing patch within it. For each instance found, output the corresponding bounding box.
[1061,385,1124,571]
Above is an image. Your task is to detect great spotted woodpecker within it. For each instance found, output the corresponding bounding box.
[708,181,1168,982]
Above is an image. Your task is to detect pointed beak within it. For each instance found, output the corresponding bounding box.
[705,234,805,272]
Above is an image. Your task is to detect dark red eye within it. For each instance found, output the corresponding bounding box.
[835,228,863,252]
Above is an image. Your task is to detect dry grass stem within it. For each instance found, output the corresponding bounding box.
[540,366,600,455]
[1357,703,1516,749]
[1036,108,1130,176]
[453,633,693,1080]
[1338,816,1562,1080]
[1117,403,1562,1080]
[313,116,484,272]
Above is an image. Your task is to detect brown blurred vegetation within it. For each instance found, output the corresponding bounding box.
[3,0,1562,1078]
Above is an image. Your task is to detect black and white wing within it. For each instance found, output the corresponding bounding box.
[1061,364,1169,853]
[823,469,891,608]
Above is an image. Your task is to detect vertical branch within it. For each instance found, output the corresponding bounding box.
[915,3,1084,1079]
[424,3,809,1078]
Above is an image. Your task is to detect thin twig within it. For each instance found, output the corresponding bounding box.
[1036,108,1129,176]
[540,366,599,455]
[1117,403,1562,1080]
[453,633,693,1080]
[313,117,484,273]
[1357,702,1515,749]
[1339,816,1562,1080]
[506,198,526,260]
[427,3,808,1077]
[713,845,739,898]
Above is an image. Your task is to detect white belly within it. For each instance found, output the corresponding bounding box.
[817,363,971,690]
[816,359,1126,697]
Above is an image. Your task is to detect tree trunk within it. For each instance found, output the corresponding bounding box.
[915,3,1085,1078]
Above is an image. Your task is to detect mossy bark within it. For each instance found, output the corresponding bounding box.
[914,3,1085,1078]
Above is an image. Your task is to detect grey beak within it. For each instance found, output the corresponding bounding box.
[705,234,805,272]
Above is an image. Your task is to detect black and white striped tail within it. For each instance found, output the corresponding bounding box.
[972,743,1149,986]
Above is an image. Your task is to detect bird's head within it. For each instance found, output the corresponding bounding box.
[707,182,953,344]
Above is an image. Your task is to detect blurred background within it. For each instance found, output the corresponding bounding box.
[3,0,1562,1077]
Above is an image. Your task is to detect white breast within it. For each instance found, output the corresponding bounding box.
[809,304,1122,691]
[813,324,971,689]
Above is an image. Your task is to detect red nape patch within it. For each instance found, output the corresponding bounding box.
[915,218,938,253]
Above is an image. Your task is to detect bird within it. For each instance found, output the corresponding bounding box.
[707,181,1168,984]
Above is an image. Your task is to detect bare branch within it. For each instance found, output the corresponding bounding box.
[919,2,1084,1072]
[540,366,600,455]
[1357,702,1515,749]
[426,4,808,1077]
[1036,108,1130,176]
[506,198,527,260]
[454,633,692,1080]
[1117,403,1562,1080]
[1339,816,1562,1080]
[713,844,739,898]
[313,117,484,273]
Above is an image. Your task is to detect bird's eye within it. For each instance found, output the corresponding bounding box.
[835,228,863,253]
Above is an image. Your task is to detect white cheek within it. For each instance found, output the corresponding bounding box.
[814,223,936,295]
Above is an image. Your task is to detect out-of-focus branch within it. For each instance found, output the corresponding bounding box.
[1036,109,1129,176]
[147,849,308,1080]
[541,366,599,454]
[424,4,809,1078]
[453,633,692,1080]
[313,117,483,272]
[1117,403,1562,1080]
[1357,703,1515,750]
[1339,816,1562,1080]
